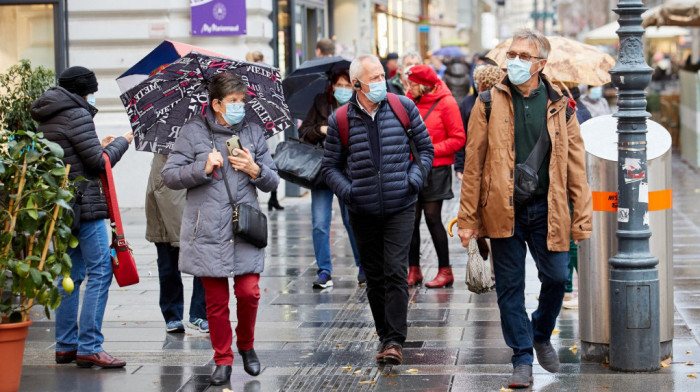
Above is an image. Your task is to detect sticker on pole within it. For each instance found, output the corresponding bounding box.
[617,207,630,222]
[639,182,649,203]
[622,158,644,183]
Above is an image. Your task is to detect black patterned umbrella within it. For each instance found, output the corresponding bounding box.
[120,52,292,154]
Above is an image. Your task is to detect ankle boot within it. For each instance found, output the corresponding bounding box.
[407,266,423,286]
[268,191,284,211]
[425,267,454,288]
[210,364,232,385]
[238,348,261,376]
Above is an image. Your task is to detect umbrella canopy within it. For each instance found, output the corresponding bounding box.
[120,52,291,154]
[282,56,351,119]
[432,46,467,58]
[643,0,700,28]
[116,40,227,93]
[289,56,351,77]
[487,36,616,86]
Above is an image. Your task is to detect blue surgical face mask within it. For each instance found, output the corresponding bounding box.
[506,57,541,86]
[589,86,603,100]
[358,79,387,103]
[86,94,96,107]
[333,87,352,104]
[223,102,245,126]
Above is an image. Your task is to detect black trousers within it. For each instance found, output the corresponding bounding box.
[349,204,415,345]
[155,243,207,322]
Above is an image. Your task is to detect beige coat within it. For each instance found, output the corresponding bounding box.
[457,76,593,251]
[145,153,185,247]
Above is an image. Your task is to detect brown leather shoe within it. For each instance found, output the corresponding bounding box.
[407,266,423,286]
[375,343,386,363]
[56,350,77,364]
[381,343,403,365]
[425,267,454,288]
[76,351,126,368]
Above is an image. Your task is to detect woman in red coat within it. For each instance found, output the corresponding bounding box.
[405,65,466,288]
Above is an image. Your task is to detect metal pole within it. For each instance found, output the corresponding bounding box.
[608,0,660,372]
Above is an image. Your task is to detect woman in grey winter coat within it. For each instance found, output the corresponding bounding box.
[162,72,279,386]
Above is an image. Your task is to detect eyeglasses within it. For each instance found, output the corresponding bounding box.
[506,51,543,62]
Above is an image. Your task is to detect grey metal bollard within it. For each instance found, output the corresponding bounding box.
[579,115,673,362]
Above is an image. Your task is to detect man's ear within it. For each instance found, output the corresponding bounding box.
[539,59,547,73]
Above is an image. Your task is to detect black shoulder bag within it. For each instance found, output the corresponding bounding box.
[513,115,550,206]
[206,120,268,248]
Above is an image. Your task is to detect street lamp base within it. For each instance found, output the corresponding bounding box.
[581,340,673,363]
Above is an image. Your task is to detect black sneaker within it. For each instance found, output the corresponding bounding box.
[312,273,333,289]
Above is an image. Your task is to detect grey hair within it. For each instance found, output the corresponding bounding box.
[400,51,422,68]
[349,54,382,82]
[512,28,551,59]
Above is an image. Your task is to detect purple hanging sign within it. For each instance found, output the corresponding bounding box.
[191,0,246,36]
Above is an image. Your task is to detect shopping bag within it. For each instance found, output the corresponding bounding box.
[466,238,493,294]
[273,138,324,189]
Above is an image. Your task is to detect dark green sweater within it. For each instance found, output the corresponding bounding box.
[511,79,550,196]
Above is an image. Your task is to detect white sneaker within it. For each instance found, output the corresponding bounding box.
[562,296,579,310]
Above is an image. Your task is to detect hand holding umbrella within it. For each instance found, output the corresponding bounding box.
[205,147,224,175]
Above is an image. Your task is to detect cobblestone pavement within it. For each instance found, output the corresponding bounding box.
[18,155,700,391]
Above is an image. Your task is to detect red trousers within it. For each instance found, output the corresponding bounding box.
[200,274,260,365]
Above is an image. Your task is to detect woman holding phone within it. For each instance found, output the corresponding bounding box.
[163,71,279,386]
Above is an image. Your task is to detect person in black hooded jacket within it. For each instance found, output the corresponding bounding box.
[30,66,133,368]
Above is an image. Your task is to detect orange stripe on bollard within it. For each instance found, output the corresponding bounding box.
[591,190,672,211]
[592,191,618,212]
[649,189,672,211]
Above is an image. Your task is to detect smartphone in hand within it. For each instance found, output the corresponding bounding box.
[225,135,242,156]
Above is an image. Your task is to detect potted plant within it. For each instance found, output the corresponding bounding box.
[0,61,74,392]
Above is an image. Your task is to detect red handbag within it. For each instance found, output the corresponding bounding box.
[99,153,139,287]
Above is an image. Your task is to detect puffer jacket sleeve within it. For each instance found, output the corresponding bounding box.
[565,111,593,241]
[162,123,212,190]
[67,109,128,174]
[321,111,352,204]
[433,98,465,158]
[249,125,280,192]
[402,97,434,192]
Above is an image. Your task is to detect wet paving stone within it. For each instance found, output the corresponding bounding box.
[17,155,700,391]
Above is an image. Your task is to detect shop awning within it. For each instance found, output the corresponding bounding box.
[582,19,690,44]
[643,0,700,28]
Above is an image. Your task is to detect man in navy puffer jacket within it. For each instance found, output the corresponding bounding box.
[322,55,434,365]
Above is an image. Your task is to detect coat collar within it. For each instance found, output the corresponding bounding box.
[495,74,565,104]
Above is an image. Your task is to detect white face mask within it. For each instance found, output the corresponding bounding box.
[86,94,96,106]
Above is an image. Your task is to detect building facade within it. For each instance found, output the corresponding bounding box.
[2,0,468,207]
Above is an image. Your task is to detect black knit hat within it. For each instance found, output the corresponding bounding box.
[58,66,98,96]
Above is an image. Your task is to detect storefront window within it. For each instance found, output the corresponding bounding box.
[277,0,293,77]
[0,4,54,72]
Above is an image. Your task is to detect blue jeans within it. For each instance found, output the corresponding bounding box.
[155,243,206,322]
[311,188,360,276]
[490,198,569,367]
[55,219,113,356]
